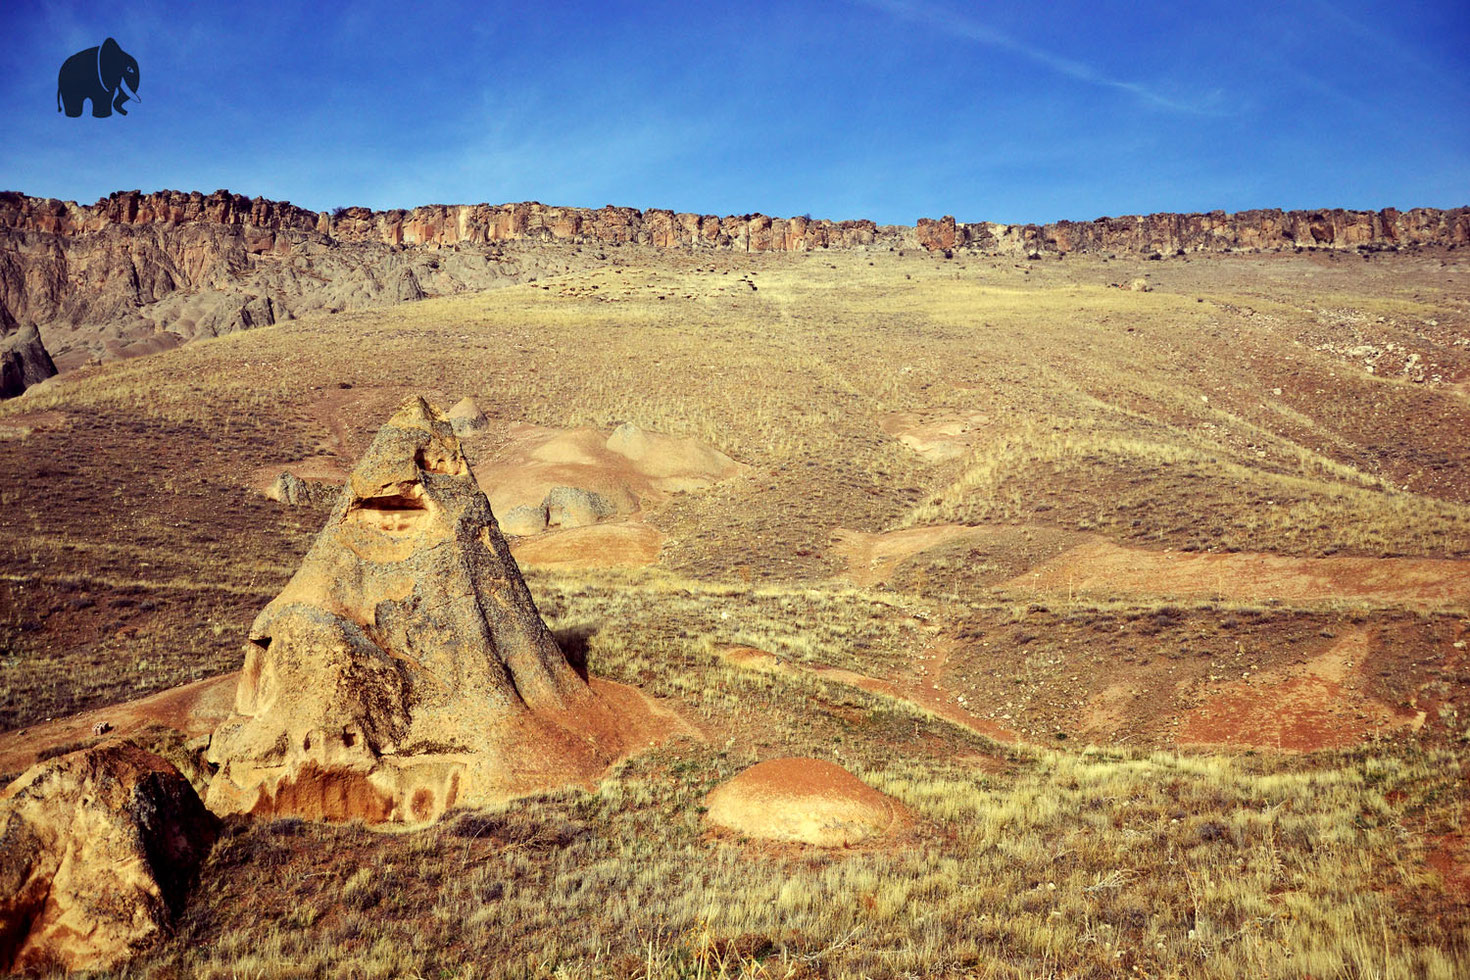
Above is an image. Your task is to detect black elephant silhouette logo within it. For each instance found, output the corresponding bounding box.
[57,38,140,117]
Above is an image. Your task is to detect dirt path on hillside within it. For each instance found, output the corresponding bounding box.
[830,525,1008,587]
[716,642,1016,743]
[1007,538,1470,608]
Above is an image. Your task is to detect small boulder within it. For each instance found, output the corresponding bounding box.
[0,323,58,400]
[542,486,616,529]
[499,503,549,536]
[265,470,339,506]
[0,741,218,972]
[446,397,489,438]
[705,757,900,846]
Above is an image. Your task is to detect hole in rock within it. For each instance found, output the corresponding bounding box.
[348,488,432,533]
[551,625,595,683]
[415,446,466,476]
[249,636,272,651]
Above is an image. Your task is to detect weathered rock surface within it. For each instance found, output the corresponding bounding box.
[704,757,901,846]
[920,206,1470,255]
[0,322,57,399]
[498,503,549,537]
[0,741,217,973]
[206,397,675,823]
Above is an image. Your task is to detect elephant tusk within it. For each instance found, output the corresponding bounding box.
[123,81,140,103]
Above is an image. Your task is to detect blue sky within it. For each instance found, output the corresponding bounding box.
[0,0,1465,224]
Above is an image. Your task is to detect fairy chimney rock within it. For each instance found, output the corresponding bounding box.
[206,397,623,824]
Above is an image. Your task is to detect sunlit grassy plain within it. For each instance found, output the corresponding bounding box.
[1,245,1468,977]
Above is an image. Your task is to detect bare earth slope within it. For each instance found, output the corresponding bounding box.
[0,245,1467,977]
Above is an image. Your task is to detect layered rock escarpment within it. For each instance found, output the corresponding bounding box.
[915,207,1470,255]
[206,397,669,824]
[0,187,1464,394]
[0,741,217,972]
[7,189,1462,259]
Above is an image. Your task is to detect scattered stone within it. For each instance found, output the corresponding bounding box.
[705,757,901,846]
[0,741,217,972]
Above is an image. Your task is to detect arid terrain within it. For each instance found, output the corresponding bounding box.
[1,231,1468,977]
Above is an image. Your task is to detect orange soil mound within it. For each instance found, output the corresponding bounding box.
[510,521,665,569]
[705,757,902,846]
[1177,631,1426,751]
[0,673,237,776]
[1005,538,1470,608]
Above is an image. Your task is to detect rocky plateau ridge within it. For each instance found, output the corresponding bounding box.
[0,188,1465,394]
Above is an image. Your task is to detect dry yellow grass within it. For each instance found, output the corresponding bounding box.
[2,246,1467,975]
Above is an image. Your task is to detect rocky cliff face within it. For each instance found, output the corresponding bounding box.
[0,188,1464,394]
[917,207,1470,255]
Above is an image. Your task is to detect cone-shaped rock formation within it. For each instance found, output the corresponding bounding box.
[207,397,667,823]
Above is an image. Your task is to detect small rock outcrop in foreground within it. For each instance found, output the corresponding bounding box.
[0,322,57,399]
[705,757,901,846]
[0,741,217,972]
[207,397,674,823]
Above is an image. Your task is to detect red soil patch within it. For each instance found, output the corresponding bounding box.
[0,673,237,776]
[473,421,744,519]
[1177,631,1425,751]
[0,410,67,440]
[1006,538,1470,608]
[1427,830,1470,900]
[510,521,664,569]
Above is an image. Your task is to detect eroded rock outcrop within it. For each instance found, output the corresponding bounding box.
[0,321,56,399]
[0,741,217,973]
[446,396,489,438]
[207,397,673,823]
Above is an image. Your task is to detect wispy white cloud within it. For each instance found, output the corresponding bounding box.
[854,0,1228,115]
